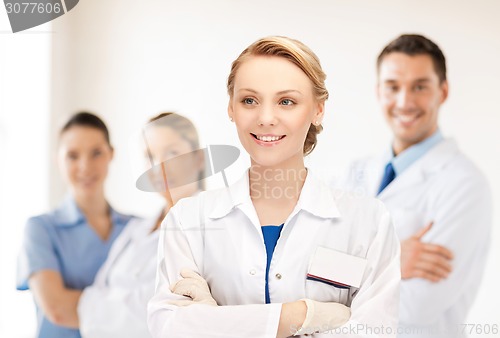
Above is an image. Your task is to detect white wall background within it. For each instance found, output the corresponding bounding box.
[0,13,51,337]
[2,0,499,336]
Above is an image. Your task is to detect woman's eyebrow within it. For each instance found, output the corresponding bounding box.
[236,88,259,94]
[276,89,303,96]
[236,88,303,96]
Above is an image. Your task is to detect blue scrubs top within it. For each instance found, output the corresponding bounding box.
[261,224,284,304]
[16,196,134,338]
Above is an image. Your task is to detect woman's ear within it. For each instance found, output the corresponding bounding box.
[314,101,325,124]
[196,149,206,173]
[227,99,234,121]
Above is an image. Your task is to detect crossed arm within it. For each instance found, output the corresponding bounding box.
[29,270,82,328]
[155,268,352,337]
[148,200,399,338]
[400,222,453,282]
[397,176,492,325]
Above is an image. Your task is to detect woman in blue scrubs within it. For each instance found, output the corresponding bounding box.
[16,112,134,338]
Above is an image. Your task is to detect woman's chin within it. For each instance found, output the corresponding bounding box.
[73,185,102,199]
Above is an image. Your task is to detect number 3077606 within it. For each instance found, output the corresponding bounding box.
[5,2,62,14]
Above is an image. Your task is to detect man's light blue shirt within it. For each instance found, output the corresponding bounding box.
[16,196,134,338]
[390,129,444,176]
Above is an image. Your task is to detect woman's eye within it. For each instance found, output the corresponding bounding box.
[280,99,295,106]
[92,150,102,158]
[242,98,256,105]
[386,85,398,93]
[67,153,78,161]
[160,150,179,161]
[414,85,426,92]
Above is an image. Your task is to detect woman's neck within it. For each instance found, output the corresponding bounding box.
[249,155,307,203]
[152,182,201,232]
[73,191,112,240]
[74,192,109,217]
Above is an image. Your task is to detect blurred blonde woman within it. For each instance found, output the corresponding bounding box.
[78,112,205,338]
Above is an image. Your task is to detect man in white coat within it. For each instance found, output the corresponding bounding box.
[344,34,492,337]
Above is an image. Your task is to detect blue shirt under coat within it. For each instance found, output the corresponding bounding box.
[261,224,284,304]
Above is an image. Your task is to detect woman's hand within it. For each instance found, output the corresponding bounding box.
[277,299,350,337]
[292,299,351,335]
[168,268,217,306]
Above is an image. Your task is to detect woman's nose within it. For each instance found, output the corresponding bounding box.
[78,157,91,172]
[257,104,278,126]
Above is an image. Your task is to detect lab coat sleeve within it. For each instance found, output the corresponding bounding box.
[78,282,154,338]
[78,219,155,338]
[314,200,400,338]
[16,216,61,290]
[86,220,138,288]
[399,174,492,326]
[147,204,282,338]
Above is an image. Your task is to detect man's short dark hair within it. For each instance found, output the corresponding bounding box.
[377,34,447,83]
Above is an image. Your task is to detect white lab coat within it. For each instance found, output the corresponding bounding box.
[148,170,400,338]
[78,213,161,338]
[343,139,492,338]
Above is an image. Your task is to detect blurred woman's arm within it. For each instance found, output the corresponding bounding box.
[29,270,81,328]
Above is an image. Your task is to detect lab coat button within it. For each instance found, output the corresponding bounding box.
[249,269,256,275]
[275,273,282,280]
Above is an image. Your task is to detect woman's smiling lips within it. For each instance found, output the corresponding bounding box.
[251,133,286,146]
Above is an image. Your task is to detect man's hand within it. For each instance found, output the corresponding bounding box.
[401,222,454,282]
[168,268,218,306]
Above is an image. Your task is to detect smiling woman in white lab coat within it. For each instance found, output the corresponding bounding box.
[77,113,205,338]
[148,36,401,338]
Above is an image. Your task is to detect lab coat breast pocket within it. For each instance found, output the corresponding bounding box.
[305,278,351,305]
[304,246,366,306]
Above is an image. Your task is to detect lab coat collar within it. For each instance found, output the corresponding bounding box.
[53,195,129,228]
[389,129,444,176]
[208,171,252,219]
[297,170,341,219]
[418,139,459,174]
[209,169,341,220]
[378,139,459,199]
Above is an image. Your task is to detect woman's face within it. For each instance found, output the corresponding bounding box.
[58,126,113,199]
[144,125,203,201]
[228,56,324,169]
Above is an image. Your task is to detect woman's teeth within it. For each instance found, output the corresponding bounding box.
[255,135,284,142]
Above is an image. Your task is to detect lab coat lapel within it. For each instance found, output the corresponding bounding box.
[359,152,390,197]
[378,139,459,200]
[367,156,388,197]
[377,164,425,199]
[209,170,262,233]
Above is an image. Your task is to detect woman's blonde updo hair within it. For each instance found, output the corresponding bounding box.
[227,36,328,156]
